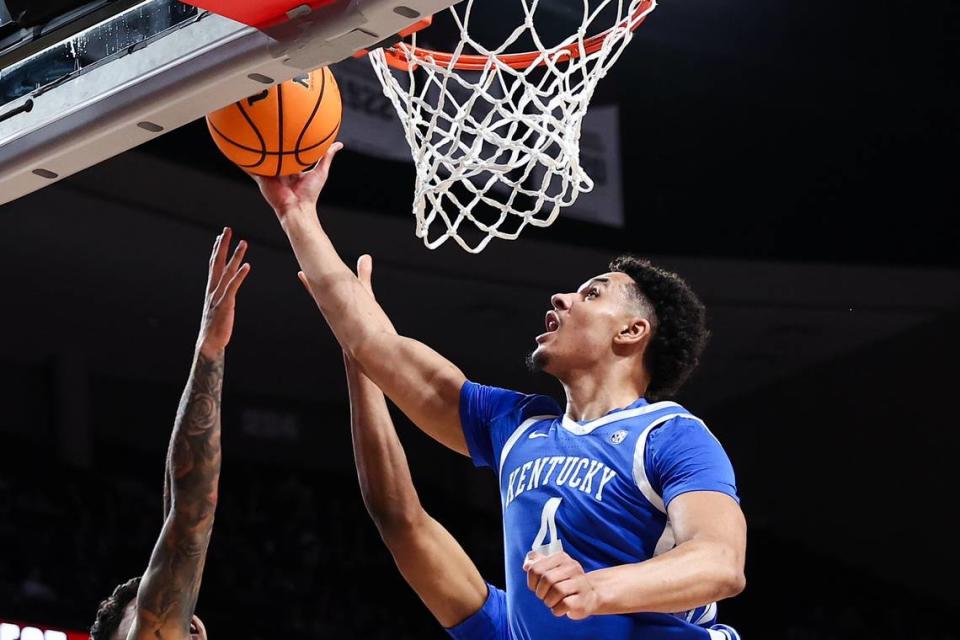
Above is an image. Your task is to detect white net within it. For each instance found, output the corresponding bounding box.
[368,0,656,253]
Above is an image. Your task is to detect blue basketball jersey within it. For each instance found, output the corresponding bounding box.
[458,381,740,640]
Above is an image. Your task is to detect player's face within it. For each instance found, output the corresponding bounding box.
[117,601,208,640]
[531,271,639,377]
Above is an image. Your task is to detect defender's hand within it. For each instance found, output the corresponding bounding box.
[198,228,251,357]
[252,142,343,219]
[524,551,601,620]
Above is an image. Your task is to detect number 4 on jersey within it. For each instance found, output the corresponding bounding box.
[531,497,563,556]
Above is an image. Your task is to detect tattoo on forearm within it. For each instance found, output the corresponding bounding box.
[138,351,224,636]
[170,352,223,518]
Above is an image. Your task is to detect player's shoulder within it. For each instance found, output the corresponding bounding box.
[511,389,562,420]
[644,405,724,452]
[463,380,561,420]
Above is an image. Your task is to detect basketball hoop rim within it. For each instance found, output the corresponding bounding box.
[380,0,655,72]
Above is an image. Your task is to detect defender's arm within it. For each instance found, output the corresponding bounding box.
[130,230,250,639]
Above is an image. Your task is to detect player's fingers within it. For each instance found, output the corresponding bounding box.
[356,255,374,295]
[214,227,232,279]
[223,263,251,300]
[208,230,223,267]
[216,240,247,295]
[542,577,578,608]
[550,598,571,618]
[323,141,344,166]
[536,564,579,600]
[528,554,566,594]
[525,552,557,590]
[207,230,226,291]
[309,142,343,184]
[528,552,564,574]
[523,551,545,572]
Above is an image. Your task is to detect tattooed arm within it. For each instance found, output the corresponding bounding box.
[129,229,250,640]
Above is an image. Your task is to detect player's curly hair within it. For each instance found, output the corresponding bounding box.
[90,576,141,640]
[609,255,709,400]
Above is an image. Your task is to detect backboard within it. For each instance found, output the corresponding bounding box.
[0,0,458,205]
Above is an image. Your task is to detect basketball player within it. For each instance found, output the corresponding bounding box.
[333,256,740,639]
[89,229,251,640]
[256,145,746,639]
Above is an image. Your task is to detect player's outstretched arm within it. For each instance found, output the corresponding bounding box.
[130,229,250,640]
[300,257,488,626]
[253,149,469,455]
[524,491,746,619]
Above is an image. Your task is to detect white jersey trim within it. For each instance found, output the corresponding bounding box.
[694,602,718,626]
[560,401,683,435]
[707,628,730,640]
[498,414,558,481]
[631,412,709,513]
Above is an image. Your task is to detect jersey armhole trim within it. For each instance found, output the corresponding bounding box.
[497,415,558,480]
[631,412,705,513]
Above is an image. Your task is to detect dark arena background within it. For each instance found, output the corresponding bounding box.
[1,0,958,638]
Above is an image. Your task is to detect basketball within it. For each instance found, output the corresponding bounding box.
[205,67,341,177]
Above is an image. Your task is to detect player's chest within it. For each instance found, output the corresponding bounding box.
[499,426,639,512]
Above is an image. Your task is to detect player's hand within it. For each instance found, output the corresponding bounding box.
[523,551,601,620]
[252,142,343,219]
[197,228,251,357]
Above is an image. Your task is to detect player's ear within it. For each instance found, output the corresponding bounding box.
[614,317,650,346]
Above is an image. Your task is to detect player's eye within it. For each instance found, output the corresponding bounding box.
[585,288,599,300]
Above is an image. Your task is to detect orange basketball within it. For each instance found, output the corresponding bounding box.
[205,67,341,177]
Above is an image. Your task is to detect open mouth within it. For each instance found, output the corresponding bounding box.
[536,310,561,343]
[544,310,560,333]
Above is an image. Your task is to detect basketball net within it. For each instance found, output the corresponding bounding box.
[367,0,655,253]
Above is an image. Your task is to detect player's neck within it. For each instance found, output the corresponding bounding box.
[561,368,646,423]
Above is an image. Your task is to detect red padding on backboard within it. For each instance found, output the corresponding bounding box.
[179,0,338,29]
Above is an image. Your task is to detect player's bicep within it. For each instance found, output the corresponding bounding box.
[356,332,468,455]
[668,491,746,566]
[383,515,489,629]
[129,516,210,640]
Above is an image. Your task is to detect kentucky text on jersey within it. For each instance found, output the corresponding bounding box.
[504,456,618,506]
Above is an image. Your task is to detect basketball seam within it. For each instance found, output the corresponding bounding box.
[232,102,268,168]
[209,118,342,157]
[275,83,284,177]
[301,120,341,165]
[295,68,327,166]
[209,121,269,167]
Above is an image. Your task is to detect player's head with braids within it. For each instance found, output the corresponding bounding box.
[608,255,709,400]
[91,577,141,640]
[529,254,708,401]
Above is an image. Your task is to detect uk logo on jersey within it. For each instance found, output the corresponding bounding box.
[610,430,628,445]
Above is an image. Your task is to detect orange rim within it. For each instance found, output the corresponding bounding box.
[382,0,654,71]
